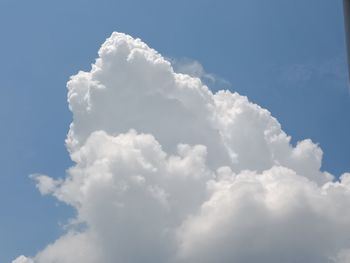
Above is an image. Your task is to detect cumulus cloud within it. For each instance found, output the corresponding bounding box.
[14,32,350,263]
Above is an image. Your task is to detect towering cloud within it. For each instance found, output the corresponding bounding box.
[15,33,350,263]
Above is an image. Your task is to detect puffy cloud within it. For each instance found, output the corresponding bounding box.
[30,174,62,195]
[14,32,350,263]
[177,167,350,263]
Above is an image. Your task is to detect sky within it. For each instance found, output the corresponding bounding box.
[1,0,350,262]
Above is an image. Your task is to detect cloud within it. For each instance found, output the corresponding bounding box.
[12,256,33,263]
[278,57,347,88]
[14,32,350,263]
[170,57,230,90]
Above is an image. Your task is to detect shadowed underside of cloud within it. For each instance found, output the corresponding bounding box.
[14,32,350,263]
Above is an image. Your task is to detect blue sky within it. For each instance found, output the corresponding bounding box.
[1,0,349,262]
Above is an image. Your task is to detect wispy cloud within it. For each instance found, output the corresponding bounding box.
[170,57,231,91]
[278,56,348,90]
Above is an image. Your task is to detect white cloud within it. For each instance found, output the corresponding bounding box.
[30,174,62,195]
[12,255,33,263]
[14,32,350,263]
[170,57,230,90]
[177,167,350,263]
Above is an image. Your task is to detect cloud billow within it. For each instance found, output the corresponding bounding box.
[14,32,350,263]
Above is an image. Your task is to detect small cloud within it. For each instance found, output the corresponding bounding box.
[170,57,231,90]
[278,57,348,89]
[12,256,33,263]
[30,174,62,195]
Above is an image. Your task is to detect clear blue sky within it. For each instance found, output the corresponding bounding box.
[0,0,349,262]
